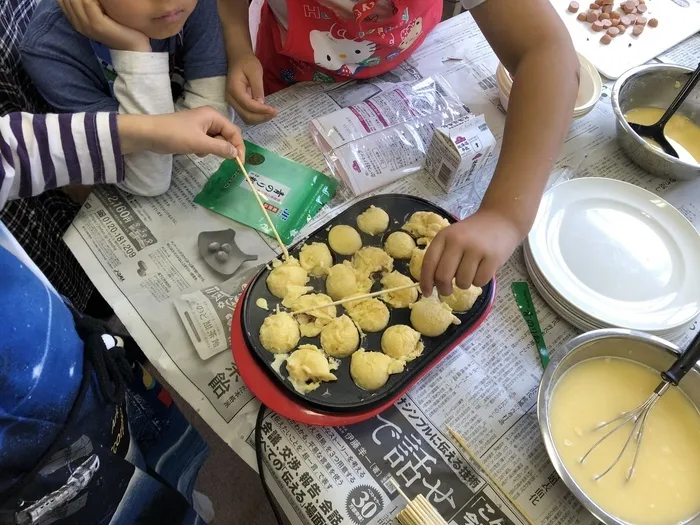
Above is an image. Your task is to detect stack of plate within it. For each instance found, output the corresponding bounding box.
[525,178,700,339]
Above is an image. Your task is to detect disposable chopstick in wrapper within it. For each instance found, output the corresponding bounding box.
[235,156,289,261]
[447,427,536,525]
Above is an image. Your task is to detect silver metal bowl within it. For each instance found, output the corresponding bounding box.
[611,64,700,180]
[537,328,700,525]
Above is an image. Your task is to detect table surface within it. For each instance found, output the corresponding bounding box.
[64,13,700,525]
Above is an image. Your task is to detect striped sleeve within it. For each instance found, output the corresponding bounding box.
[0,112,125,210]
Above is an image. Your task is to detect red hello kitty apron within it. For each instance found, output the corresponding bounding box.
[256,0,442,93]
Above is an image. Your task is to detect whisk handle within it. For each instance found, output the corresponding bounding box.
[662,331,700,385]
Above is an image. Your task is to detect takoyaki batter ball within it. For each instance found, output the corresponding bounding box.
[350,349,405,391]
[409,295,461,337]
[352,246,394,276]
[381,325,424,361]
[380,271,418,308]
[266,256,309,299]
[402,211,449,244]
[344,295,390,333]
[328,225,362,255]
[439,283,483,312]
[409,247,426,281]
[320,314,360,358]
[259,311,300,353]
[299,242,333,277]
[286,345,338,394]
[325,261,372,301]
[291,293,337,337]
[384,231,416,260]
[356,205,389,236]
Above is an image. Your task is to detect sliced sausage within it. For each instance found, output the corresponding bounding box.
[602,18,613,27]
[632,24,644,35]
[611,10,621,19]
[587,10,600,21]
[607,26,620,36]
[637,3,648,12]
[648,17,659,27]
[601,34,613,44]
[636,16,648,25]
[592,20,605,31]
[600,12,611,19]
[577,11,588,20]
[568,1,580,12]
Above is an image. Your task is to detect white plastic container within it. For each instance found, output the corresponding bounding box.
[496,53,602,119]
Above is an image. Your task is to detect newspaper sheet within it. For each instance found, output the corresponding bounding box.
[658,32,700,69]
[64,12,700,525]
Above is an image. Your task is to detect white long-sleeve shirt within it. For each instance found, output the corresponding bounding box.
[19,0,230,198]
[110,51,228,196]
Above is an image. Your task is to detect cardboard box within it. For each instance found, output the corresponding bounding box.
[424,114,496,192]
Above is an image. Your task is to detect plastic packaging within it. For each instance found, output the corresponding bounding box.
[173,264,264,360]
[310,76,469,196]
[194,142,339,244]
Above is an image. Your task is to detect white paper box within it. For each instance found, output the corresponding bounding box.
[424,114,496,193]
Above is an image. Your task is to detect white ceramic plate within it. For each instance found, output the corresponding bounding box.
[527,242,694,340]
[528,178,700,333]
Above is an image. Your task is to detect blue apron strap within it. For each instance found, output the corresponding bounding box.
[89,40,117,98]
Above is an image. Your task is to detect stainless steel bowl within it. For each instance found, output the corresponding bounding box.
[537,328,700,525]
[611,64,700,180]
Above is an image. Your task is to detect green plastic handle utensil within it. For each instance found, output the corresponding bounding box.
[511,281,549,368]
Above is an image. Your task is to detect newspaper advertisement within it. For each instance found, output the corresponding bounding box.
[63,11,700,525]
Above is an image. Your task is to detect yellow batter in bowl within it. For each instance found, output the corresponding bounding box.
[625,107,700,166]
[550,357,700,525]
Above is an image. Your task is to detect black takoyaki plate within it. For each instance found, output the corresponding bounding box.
[241,194,495,412]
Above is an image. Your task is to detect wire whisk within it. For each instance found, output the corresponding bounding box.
[580,332,700,481]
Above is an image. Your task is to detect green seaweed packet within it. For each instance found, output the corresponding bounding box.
[195,142,338,245]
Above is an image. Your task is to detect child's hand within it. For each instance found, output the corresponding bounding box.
[226,53,278,125]
[59,0,151,52]
[420,208,524,296]
[118,107,246,159]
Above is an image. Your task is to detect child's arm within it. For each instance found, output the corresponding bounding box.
[217,0,277,124]
[0,108,244,211]
[54,0,177,196]
[420,0,579,296]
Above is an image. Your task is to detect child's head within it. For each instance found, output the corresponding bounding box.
[100,0,198,40]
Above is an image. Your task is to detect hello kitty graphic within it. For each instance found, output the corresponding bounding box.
[399,17,423,52]
[310,26,378,76]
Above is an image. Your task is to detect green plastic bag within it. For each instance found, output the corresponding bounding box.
[195,142,338,244]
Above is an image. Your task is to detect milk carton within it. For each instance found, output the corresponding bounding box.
[424,114,496,192]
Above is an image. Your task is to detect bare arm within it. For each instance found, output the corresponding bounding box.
[217,0,254,62]
[421,0,579,295]
[472,0,579,234]
[218,0,277,123]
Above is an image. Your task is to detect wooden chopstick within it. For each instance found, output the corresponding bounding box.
[447,427,536,525]
[292,283,420,315]
[391,478,448,525]
[235,156,289,261]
